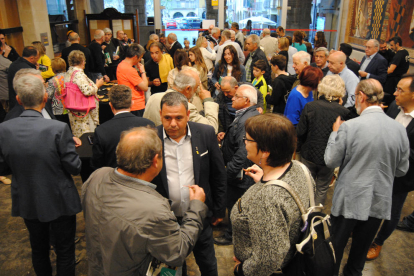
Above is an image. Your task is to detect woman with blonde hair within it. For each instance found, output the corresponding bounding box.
[189,46,208,89]
[32,41,55,80]
[46,57,69,123]
[196,36,216,72]
[296,75,350,206]
[277,37,289,71]
[64,50,104,137]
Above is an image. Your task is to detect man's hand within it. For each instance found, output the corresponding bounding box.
[209,41,215,49]
[152,78,161,86]
[233,256,241,271]
[358,70,368,78]
[211,217,223,226]
[244,164,263,182]
[96,77,104,88]
[214,82,221,90]
[257,107,263,114]
[113,55,120,61]
[101,45,106,51]
[332,116,344,132]
[3,45,11,57]
[73,137,82,147]
[199,87,211,100]
[103,75,110,82]
[137,63,145,73]
[217,132,225,142]
[188,185,206,202]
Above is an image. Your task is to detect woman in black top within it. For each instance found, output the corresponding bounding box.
[266,55,295,114]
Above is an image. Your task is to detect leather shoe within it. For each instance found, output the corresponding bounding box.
[214,235,232,245]
[396,220,414,232]
[366,243,382,260]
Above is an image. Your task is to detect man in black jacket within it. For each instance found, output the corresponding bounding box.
[339,43,360,77]
[366,74,414,260]
[91,85,154,170]
[88,29,110,82]
[61,32,93,79]
[102,28,126,80]
[167,32,182,61]
[214,84,260,246]
[0,30,20,62]
[244,34,271,84]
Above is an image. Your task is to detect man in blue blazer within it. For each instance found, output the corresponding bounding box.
[152,92,226,276]
[91,85,154,170]
[0,74,82,275]
[358,39,388,85]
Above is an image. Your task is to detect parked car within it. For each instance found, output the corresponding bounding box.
[166,19,177,29]
[178,17,202,29]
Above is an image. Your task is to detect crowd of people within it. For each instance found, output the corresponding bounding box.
[0,23,413,276]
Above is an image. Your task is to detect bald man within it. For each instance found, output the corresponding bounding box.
[327,51,360,107]
[61,32,93,79]
[260,28,279,57]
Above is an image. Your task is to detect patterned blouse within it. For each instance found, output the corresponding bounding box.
[46,73,66,115]
[64,66,99,137]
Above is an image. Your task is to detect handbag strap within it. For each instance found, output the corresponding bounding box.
[298,162,315,207]
[70,70,81,83]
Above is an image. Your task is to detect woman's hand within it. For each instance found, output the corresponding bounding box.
[96,77,104,88]
[243,164,264,182]
[233,256,241,271]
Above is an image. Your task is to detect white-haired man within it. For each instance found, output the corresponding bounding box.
[88,29,110,82]
[167,33,183,61]
[291,51,311,89]
[209,27,221,47]
[215,30,245,65]
[260,28,278,57]
[358,39,388,85]
[215,84,260,246]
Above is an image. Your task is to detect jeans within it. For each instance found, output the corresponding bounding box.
[331,215,382,276]
[374,192,408,245]
[24,215,77,276]
[301,158,335,206]
[224,185,248,240]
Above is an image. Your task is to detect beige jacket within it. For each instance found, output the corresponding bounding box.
[260,35,279,57]
[143,89,219,133]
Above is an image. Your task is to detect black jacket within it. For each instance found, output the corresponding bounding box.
[152,122,227,218]
[346,57,360,77]
[91,112,155,170]
[88,40,106,76]
[3,45,20,62]
[266,74,296,114]
[102,38,127,65]
[61,43,94,78]
[310,62,329,76]
[7,57,37,109]
[387,101,414,194]
[296,98,350,165]
[169,41,183,61]
[222,105,259,189]
[244,48,271,84]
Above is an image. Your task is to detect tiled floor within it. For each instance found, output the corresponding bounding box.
[0,175,414,275]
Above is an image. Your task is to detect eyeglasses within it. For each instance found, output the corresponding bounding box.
[395,87,408,94]
[234,94,247,99]
[243,136,256,143]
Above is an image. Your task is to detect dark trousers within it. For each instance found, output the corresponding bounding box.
[374,192,408,245]
[131,109,145,117]
[224,185,248,240]
[331,215,382,276]
[24,215,77,276]
[301,158,335,206]
[178,218,218,276]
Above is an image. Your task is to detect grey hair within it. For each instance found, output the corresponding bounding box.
[14,75,45,108]
[247,34,260,46]
[238,84,257,105]
[263,28,271,35]
[174,69,197,91]
[68,32,79,42]
[168,33,177,41]
[356,79,384,104]
[68,50,85,67]
[160,91,188,111]
[103,28,112,34]
[221,30,231,40]
[116,127,162,175]
[314,47,329,57]
[221,76,238,88]
[94,29,104,40]
[211,27,220,35]
[293,51,311,65]
[149,34,159,40]
[368,39,379,48]
[317,75,346,101]
[229,30,236,36]
[13,68,41,92]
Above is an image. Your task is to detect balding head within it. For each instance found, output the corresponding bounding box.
[328,51,346,74]
[149,34,159,42]
[173,69,200,100]
[116,30,125,40]
[69,32,80,43]
[263,28,271,36]
[94,29,105,43]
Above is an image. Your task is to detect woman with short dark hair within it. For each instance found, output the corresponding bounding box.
[284,66,323,126]
[232,113,314,276]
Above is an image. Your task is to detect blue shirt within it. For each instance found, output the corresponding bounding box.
[292,43,307,52]
[284,87,313,126]
[327,66,359,108]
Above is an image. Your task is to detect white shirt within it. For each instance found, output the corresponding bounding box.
[200,47,216,72]
[395,106,414,128]
[287,46,298,75]
[163,126,195,217]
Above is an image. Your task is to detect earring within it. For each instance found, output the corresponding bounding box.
[259,159,262,165]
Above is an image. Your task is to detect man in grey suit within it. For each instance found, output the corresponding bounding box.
[324,79,410,276]
[0,74,82,275]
